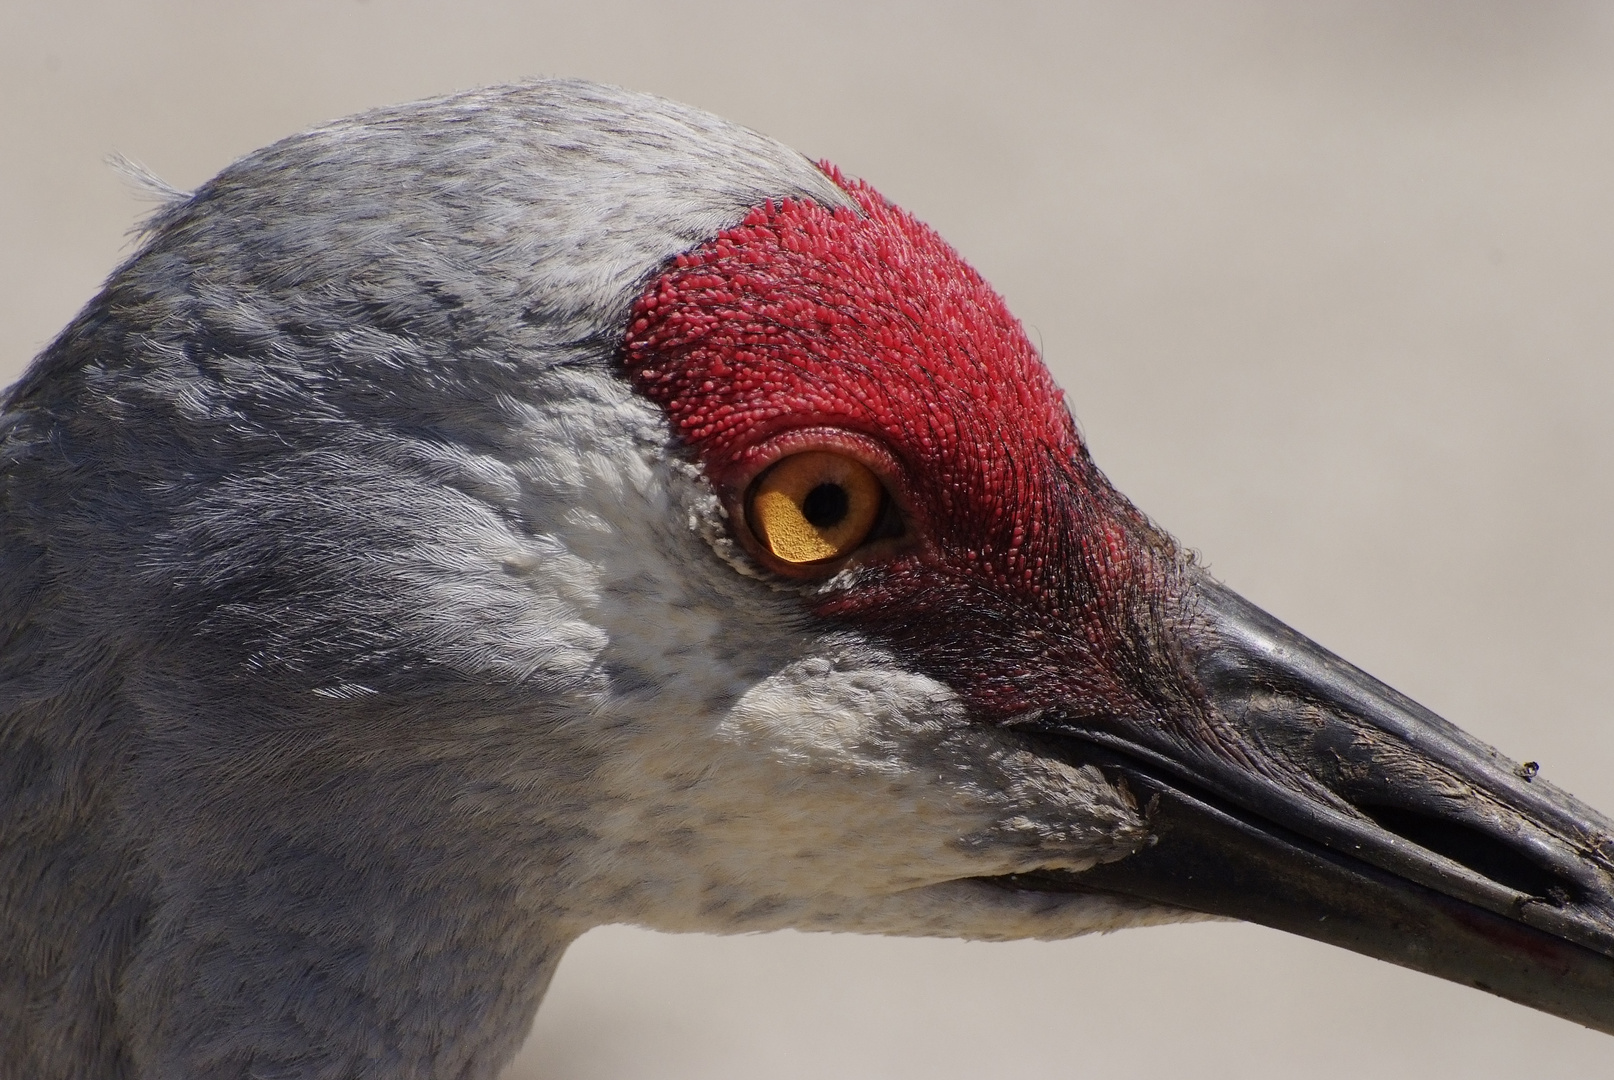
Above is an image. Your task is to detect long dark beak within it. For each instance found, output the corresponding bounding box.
[1008,568,1614,1033]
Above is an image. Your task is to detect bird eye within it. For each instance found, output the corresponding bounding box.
[747,451,886,564]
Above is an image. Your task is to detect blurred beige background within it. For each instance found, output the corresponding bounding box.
[5,2,1613,1077]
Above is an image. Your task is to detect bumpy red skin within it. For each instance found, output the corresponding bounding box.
[622,170,1190,726]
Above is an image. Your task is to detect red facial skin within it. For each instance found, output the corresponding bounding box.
[622,169,1192,728]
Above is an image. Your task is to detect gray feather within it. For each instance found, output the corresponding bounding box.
[0,80,852,1080]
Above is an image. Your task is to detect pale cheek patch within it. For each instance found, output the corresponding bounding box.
[577,641,1153,935]
[721,653,954,765]
[726,655,1152,872]
[582,658,996,928]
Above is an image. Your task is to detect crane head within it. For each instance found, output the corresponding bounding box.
[3,80,1612,1078]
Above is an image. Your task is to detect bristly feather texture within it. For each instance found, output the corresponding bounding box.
[1,82,1181,1079]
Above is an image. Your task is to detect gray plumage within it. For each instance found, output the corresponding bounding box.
[12,77,1614,1080]
[1,81,1157,1079]
[2,82,834,1078]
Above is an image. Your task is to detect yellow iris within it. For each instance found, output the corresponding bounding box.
[748,452,884,564]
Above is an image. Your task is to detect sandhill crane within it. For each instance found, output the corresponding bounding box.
[3,80,1612,1080]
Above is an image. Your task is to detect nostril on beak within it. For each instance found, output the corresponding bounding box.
[1353,802,1581,905]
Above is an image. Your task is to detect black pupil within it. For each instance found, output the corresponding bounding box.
[801,482,850,528]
